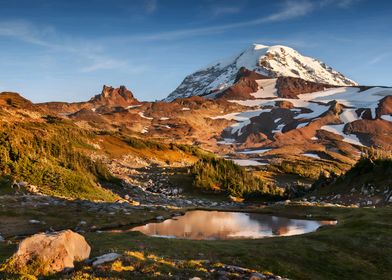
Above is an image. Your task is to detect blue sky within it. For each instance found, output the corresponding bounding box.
[0,0,391,102]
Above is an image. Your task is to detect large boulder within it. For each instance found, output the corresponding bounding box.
[6,230,90,275]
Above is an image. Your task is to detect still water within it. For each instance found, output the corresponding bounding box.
[131,210,336,240]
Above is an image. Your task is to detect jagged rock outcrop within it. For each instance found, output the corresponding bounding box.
[276,76,336,98]
[90,85,139,107]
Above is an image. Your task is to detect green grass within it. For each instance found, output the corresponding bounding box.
[1,206,391,279]
[83,206,392,280]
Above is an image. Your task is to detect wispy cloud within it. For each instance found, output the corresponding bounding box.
[368,52,391,65]
[263,0,315,22]
[145,0,158,14]
[0,20,54,47]
[0,20,128,73]
[80,57,127,73]
[210,6,242,17]
[122,0,361,43]
[320,0,362,8]
[117,0,316,42]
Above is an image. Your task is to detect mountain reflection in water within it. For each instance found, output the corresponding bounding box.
[131,210,336,240]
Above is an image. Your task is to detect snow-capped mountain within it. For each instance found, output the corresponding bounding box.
[165,44,357,101]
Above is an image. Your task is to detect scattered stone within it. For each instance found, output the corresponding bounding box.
[189,277,202,280]
[18,181,28,188]
[155,216,164,221]
[29,219,41,224]
[92,253,121,266]
[250,273,266,280]
[0,234,4,242]
[6,230,90,275]
[27,185,39,193]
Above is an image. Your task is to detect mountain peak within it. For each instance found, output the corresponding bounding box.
[90,85,139,107]
[165,44,357,101]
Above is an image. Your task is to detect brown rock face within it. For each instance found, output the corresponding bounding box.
[7,230,91,276]
[234,67,269,82]
[276,76,336,98]
[345,119,392,149]
[216,68,268,100]
[216,78,259,100]
[90,85,139,107]
[377,96,392,117]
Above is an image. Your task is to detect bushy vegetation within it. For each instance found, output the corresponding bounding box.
[272,159,346,180]
[336,148,392,184]
[0,122,119,201]
[312,148,392,192]
[192,157,284,199]
[348,148,392,174]
[121,134,213,159]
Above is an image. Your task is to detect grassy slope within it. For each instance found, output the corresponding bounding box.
[0,117,210,201]
[0,206,382,280]
[0,120,119,201]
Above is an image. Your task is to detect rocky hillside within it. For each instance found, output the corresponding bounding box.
[166,44,357,101]
[31,76,392,177]
[37,85,139,115]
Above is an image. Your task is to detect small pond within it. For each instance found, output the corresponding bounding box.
[131,210,336,240]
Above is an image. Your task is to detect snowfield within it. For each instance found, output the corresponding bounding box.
[211,79,392,149]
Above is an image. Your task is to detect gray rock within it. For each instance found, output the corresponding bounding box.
[92,253,121,266]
